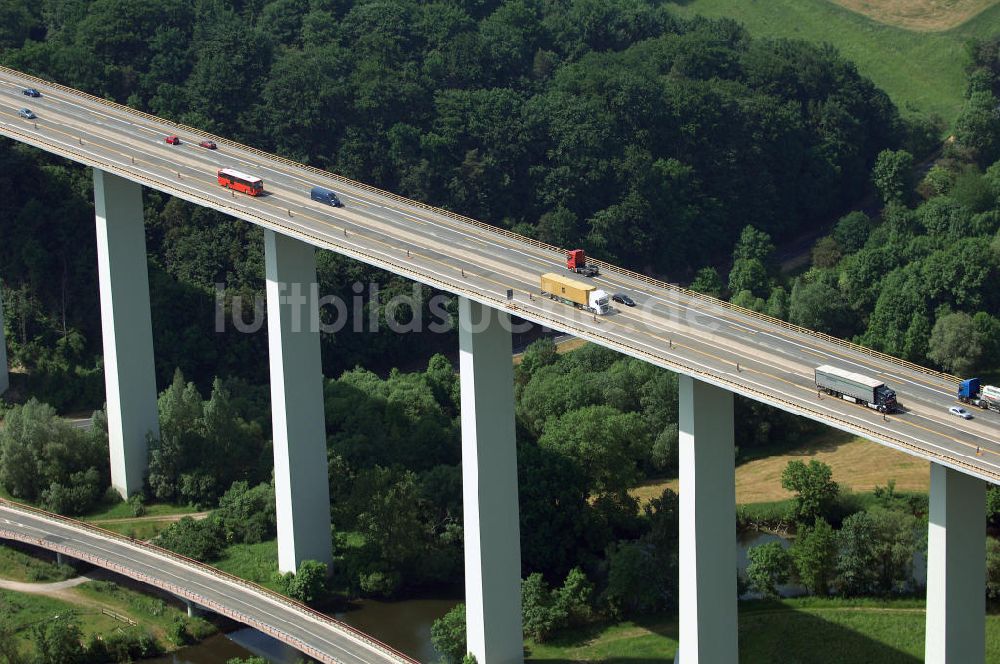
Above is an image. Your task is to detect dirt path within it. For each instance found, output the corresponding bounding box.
[0,569,111,593]
[87,511,211,525]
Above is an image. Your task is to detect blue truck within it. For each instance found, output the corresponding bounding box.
[958,378,1000,412]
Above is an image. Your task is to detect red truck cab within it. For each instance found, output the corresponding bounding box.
[567,249,599,277]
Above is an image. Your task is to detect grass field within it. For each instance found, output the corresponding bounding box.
[0,584,214,656]
[79,502,202,540]
[212,540,284,593]
[73,580,215,642]
[0,589,122,645]
[671,0,1000,124]
[81,501,199,521]
[632,429,930,506]
[525,599,1000,662]
[0,544,74,583]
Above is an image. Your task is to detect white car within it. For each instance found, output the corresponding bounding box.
[949,406,973,420]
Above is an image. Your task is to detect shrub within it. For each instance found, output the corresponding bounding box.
[746,541,791,599]
[430,603,466,664]
[280,560,329,604]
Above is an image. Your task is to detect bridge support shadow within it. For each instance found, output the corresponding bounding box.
[524,604,925,664]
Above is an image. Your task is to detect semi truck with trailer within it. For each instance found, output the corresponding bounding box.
[566,249,599,277]
[957,378,1000,412]
[540,273,612,315]
[815,365,899,413]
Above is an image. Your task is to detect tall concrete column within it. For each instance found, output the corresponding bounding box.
[925,462,986,664]
[265,230,333,574]
[94,170,160,498]
[459,297,523,664]
[0,280,8,395]
[678,376,737,664]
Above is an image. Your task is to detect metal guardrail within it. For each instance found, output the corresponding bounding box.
[477,291,998,483]
[0,117,987,481]
[0,65,960,385]
[0,499,418,664]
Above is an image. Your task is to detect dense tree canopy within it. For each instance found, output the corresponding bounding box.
[0,399,109,513]
[0,0,904,404]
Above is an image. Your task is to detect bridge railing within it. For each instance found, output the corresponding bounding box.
[469,288,995,483]
[0,498,418,664]
[0,65,959,386]
[5,114,976,482]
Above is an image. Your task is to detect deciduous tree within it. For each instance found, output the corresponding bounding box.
[780,460,839,524]
[746,541,791,599]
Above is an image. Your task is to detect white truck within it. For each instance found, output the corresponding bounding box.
[815,365,899,413]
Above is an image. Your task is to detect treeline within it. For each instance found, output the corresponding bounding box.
[744,462,927,601]
[0,336,819,604]
[746,460,1000,607]
[0,0,911,405]
[0,400,110,514]
[0,333,817,601]
[686,39,1000,378]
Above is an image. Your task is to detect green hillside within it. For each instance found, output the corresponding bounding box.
[672,0,1000,125]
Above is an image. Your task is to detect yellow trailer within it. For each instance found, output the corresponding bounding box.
[540,273,612,314]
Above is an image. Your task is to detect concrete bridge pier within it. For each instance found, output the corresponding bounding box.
[184,599,201,618]
[94,170,160,499]
[0,279,8,395]
[677,376,737,664]
[925,462,986,664]
[264,230,333,574]
[458,298,524,664]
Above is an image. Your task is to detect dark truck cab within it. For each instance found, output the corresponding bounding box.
[815,365,898,413]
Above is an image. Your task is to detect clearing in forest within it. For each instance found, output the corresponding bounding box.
[673,0,1000,124]
[828,0,1000,31]
[633,430,930,505]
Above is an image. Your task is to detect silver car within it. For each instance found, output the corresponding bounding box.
[948,406,973,420]
[18,108,36,119]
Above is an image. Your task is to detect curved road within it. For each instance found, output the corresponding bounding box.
[0,501,416,664]
[0,66,997,490]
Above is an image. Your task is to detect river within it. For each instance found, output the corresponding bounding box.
[152,530,927,662]
[146,597,460,663]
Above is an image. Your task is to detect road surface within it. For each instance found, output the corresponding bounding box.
[0,501,415,664]
[0,65,996,489]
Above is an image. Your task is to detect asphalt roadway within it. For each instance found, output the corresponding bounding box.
[0,65,997,492]
[0,501,416,664]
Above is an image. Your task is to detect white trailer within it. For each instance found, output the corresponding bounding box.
[815,365,898,413]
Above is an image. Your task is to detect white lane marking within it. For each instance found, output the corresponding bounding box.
[0,83,972,401]
[3,92,994,459]
[281,215,1000,465]
[571,321,1000,472]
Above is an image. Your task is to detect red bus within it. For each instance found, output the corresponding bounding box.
[217,168,264,196]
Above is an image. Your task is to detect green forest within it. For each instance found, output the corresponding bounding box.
[2,0,1000,660]
[1,0,916,405]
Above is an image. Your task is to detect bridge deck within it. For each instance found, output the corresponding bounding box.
[0,501,416,664]
[0,64,996,490]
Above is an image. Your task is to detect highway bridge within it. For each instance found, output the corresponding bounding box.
[0,500,416,664]
[0,65,993,663]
